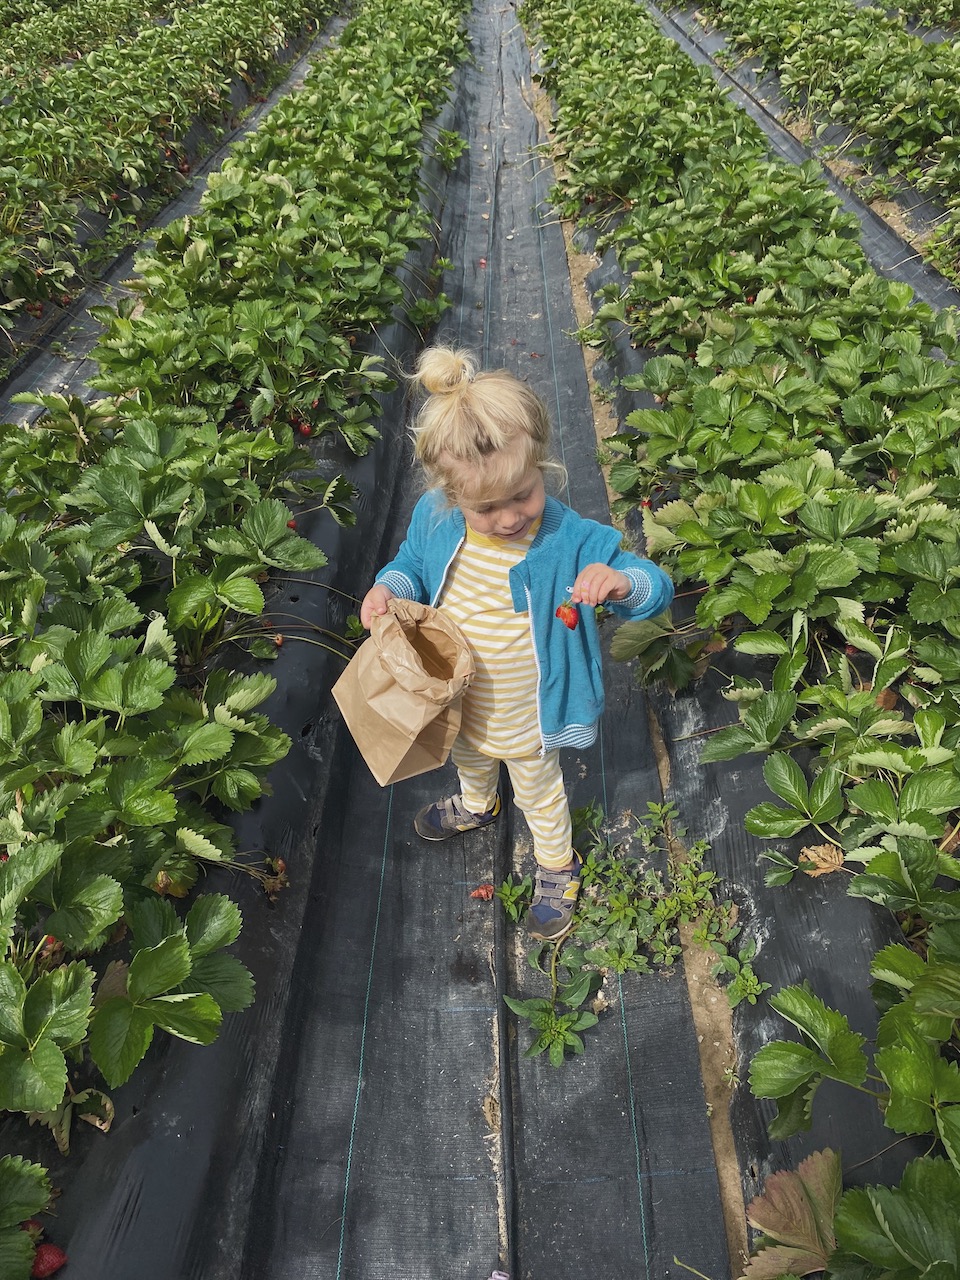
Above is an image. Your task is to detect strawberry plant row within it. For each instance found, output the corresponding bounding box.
[0,0,191,81]
[0,0,467,1268]
[0,0,328,328]
[87,4,466,449]
[0,0,71,25]
[693,0,960,275]
[523,0,960,1266]
[896,0,960,25]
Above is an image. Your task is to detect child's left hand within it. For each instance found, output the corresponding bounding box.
[570,565,631,607]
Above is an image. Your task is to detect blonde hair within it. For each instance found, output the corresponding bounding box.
[409,345,564,504]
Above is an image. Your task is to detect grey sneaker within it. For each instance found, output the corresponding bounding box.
[526,852,583,940]
[414,793,501,841]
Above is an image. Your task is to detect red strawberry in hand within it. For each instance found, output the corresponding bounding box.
[555,598,579,630]
[32,1243,68,1277]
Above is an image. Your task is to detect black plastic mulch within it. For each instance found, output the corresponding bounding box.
[3,0,949,1275]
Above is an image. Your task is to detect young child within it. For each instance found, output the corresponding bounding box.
[359,346,674,940]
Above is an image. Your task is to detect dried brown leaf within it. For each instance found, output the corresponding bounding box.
[470,883,495,900]
[800,843,844,877]
[875,688,898,710]
[74,1088,115,1135]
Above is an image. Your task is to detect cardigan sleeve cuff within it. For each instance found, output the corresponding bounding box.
[376,570,418,600]
[619,568,654,610]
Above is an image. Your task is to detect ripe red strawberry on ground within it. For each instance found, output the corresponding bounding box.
[32,1243,68,1277]
[555,599,578,630]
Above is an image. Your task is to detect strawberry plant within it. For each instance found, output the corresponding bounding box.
[735,1144,960,1279]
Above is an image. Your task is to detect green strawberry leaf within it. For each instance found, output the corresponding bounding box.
[734,630,792,656]
[127,935,193,1002]
[166,576,216,628]
[141,993,221,1044]
[769,985,867,1085]
[0,962,27,1049]
[749,1041,827,1098]
[185,895,242,957]
[0,1226,35,1278]
[186,953,255,1012]
[44,874,124,950]
[21,963,94,1049]
[745,803,809,839]
[214,576,264,616]
[0,1037,67,1113]
[0,1154,51,1229]
[0,841,63,954]
[88,998,155,1088]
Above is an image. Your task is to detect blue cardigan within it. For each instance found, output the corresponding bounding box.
[376,493,675,753]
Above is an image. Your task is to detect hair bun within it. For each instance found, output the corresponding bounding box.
[415,345,477,395]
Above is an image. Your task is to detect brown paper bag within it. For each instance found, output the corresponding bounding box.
[332,599,474,787]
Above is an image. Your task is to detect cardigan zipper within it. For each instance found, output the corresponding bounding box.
[430,535,465,607]
[524,584,547,756]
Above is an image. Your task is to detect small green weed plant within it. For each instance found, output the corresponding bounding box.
[500,801,766,1064]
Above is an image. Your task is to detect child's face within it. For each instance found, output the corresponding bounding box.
[457,467,546,541]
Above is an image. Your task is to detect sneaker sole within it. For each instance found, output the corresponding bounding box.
[526,916,577,942]
[413,821,492,842]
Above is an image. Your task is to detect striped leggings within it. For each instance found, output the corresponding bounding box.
[452,738,572,870]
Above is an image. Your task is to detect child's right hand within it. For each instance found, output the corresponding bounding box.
[360,584,396,629]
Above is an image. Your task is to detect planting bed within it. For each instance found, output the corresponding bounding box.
[3,0,960,1275]
[679,0,960,277]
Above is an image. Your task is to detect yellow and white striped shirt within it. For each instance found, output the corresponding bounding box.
[439,519,542,759]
